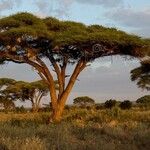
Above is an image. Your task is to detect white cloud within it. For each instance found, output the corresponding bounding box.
[34,0,123,18]
[0,0,13,12]
[106,7,150,37]
[75,0,123,7]
[34,0,73,18]
[0,0,22,14]
[35,0,50,16]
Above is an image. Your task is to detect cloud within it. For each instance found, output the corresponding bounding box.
[75,0,123,8]
[0,0,22,14]
[106,7,150,37]
[34,0,51,17]
[132,27,150,38]
[34,0,73,18]
[0,0,13,12]
[35,0,48,11]
[34,0,123,18]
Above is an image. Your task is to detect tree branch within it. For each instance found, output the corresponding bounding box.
[47,55,64,99]
[60,56,68,91]
[59,60,87,105]
[0,51,58,108]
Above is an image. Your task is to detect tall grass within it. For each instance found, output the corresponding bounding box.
[0,108,150,150]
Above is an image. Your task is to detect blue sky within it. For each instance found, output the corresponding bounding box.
[0,0,149,106]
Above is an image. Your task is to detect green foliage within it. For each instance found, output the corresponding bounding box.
[0,12,149,60]
[131,60,150,91]
[0,78,52,112]
[119,100,132,110]
[0,13,50,40]
[0,97,15,111]
[3,80,49,101]
[104,99,117,109]
[0,78,16,90]
[73,96,95,107]
[136,95,150,104]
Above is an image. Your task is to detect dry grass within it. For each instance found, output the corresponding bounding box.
[0,107,150,150]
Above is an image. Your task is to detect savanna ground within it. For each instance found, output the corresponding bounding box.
[0,106,150,150]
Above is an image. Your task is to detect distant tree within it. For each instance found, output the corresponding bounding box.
[136,95,150,104]
[131,60,150,91]
[0,78,16,90]
[0,13,149,122]
[0,78,16,111]
[73,96,95,107]
[119,100,132,109]
[0,96,15,111]
[4,80,50,112]
[104,99,117,109]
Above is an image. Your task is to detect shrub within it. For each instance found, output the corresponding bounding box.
[73,96,95,107]
[119,100,132,110]
[38,107,51,112]
[136,95,150,104]
[104,99,117,109]
[15,106,27,113]
[65,105,71,111]
[95,104,104,110]
[0,98,15,111]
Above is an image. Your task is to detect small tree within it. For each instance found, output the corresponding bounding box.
[119,100,132,110]
[0,78,16,111]
[104,99,117,109]
[0,78,16,90]
[4,80,50,112]
[73,96,95,107]
[0,96,15,111]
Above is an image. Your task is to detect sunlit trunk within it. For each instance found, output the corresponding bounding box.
[31,103,39,112]
[50,106,64,123]
[48,95,69,123]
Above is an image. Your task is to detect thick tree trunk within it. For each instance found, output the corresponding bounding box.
[48,102,65,123]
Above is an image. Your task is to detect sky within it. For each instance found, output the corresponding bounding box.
[0,0,149,106]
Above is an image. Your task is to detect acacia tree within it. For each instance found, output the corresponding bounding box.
[73,96,95,107]
[0,78,16,90]
[0,96,15,111]
[131,59,150,91]
[0,78,16,111]
[0,13,149,122]
[3,80,50,112]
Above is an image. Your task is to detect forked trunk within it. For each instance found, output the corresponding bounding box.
[47,60,87,123]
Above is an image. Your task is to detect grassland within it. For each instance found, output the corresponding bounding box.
[0,107,150,150]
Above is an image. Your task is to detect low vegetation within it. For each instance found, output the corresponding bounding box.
[0,99,150,150]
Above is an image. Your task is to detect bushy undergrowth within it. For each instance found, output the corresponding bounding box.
[0,108,150,150]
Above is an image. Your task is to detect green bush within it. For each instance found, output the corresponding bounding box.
[95,104,104,110]
[119,100,132,110]
[104,99,117,109]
